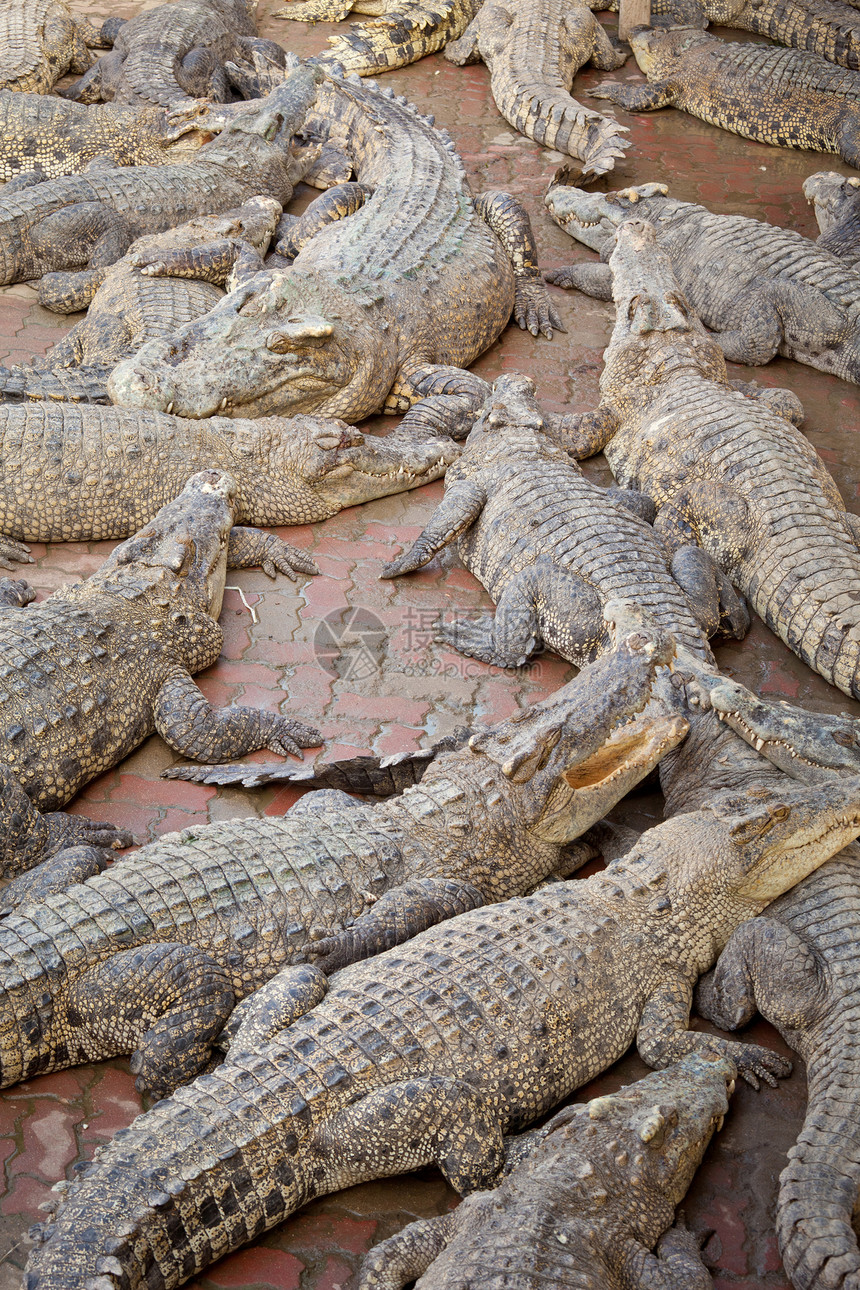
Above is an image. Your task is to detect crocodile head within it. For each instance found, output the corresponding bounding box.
[464,601,689,844]
[803,171,860,237]
[544,177,670,254]
[601,218,726,387]
[107,266,393,420]
[566,1051,736,1201]
[198,63,324,164]
[708,678,860,783]
[86,469,239,623]
[270,417,459,517]
[628,24,710,76]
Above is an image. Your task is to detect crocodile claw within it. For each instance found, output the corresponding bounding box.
[0,539,34,570]
[256,535,319,580]
[265,719,323,758]
[513,277,567,340]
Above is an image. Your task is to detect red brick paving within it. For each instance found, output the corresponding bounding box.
[0,2,858,1285]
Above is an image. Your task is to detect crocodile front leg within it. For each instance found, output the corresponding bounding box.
[670,545,750,640]
[227,526,319,580]
[652,479,753,571]
[727,379,805,427]
[591,79,680,111]
[0,767,131,880]
[437,560,606,667]
[636,972,792,1088]
[381,480,487,576]
[275,183,372,259]
[154,666,323,761]
[544,260,613,299]
[0,578,34,606]
[474,190,565,338]
[358,1213,458,1289]
[622,1218,712,1290]
[392,366,491,440]
[0,846,113,914]
[309,877,486,972]
[34,204,134,311]
[274,0,356,20]
[541,404,620,459]
[134,240,266,287]
[69,942,235,1096]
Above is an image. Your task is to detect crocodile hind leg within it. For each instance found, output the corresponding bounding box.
[274,0,356,20]
[310,877,486,972]
[358,1213,459,1289]
[474,191,564,338]
[33,205,134,310]
[390,367,491,440]
[220,964,329,1053]
[670,545,750,640]
[275,183,372,259]
[0,578,34,605]
[714,282,850,366]
[653,479,753,571]
[439,561,605,668]
[177,46,230,100]
[134,239,266,287]
[68,943,235,1096]
[727,379,805,427]
[313,1076,505,1194]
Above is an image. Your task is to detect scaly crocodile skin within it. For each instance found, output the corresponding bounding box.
[23,764,860,1289]
[0,0,108,94]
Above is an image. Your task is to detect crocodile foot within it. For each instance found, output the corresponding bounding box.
[0,541,34,571]
[514,275,566,339]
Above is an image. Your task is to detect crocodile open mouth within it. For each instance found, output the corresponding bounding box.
[564,707,685,789]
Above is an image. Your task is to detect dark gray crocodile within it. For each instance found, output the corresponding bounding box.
[546,215,860,701]
[804,170,860,269]
[381,372,748,668]
[0,67,320,296]
[61,0,284,108]
[0,197,284,405]
[0,467,321,823]
[22,691,860,1287]
[591,26,860,168]
[590,0,860,71]
[544,177,860,386]
[106,68,562,428]
[0,92,217,188]
[359,1051,735,1289]
[0,403,457,564]
[0,614,686,1097]
[443,0,629,177]
[0,0,113,94]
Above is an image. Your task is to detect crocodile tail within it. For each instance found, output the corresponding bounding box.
[778,1065,860,1288]
[0,363,113,404]
[494,80,630,176]
[321,0,477,75]
[161,730,473,793]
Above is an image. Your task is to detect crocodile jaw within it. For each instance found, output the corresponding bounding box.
[803,172,860,236]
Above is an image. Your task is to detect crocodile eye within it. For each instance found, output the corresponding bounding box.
[267,331,295,353]
[769,804,790,821]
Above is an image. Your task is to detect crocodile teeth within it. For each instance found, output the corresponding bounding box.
[716,1115,725,1132]
[166,402,174,414]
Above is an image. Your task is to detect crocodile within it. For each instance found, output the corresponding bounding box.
[0,66,321,296]
[0,0,113,95]
[61,0,285,108]
[106,68,563,427]
[381,372,749,669]
[358,1051,735,1289]
[22,683,860,1289]
[0,614,687,1097]
[315,0,483,77]
[443,0,629,177]
[804,170,860,269]
[0,466,322,824]
[0,404,457,562]
[0,93,219,189]
[590,26,860,168]
[0,197,284,405]
[687,691,860,1290]
[545,215,860,701]
[589,0,860,71]
[544,177,860,385]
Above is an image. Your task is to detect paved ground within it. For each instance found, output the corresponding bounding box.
[0,4,858,1287]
